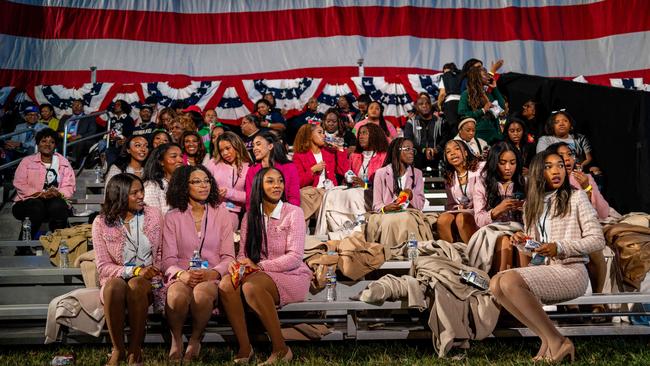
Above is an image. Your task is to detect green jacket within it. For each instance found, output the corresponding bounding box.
[458,88,505,144]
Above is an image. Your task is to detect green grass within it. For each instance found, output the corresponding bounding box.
[1,337,649,366]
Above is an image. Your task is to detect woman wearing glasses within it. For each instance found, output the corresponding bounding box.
[292,122,349,220]
[370,138,426,257]
[162,165,235,362]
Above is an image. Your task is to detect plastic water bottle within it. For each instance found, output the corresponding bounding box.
[355,213,366,227]
[22,217,32,241]
[438,159,446,177]
[59,240,70,268]
[94,165,103,183]
[325,266,337,302]
[407,231,418,261]
[189,250,202,270]
[459,269,490,290]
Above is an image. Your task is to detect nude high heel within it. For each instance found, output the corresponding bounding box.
[549,338,575,363]
[258,347,293,366]
[234,348,254,364]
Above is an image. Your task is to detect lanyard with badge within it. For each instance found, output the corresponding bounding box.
[225,167,240,210]
[189,206,210,269]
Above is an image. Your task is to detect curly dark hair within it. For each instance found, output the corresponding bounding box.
[35,128,59,145]
[108,135,149,174]
[143,143,181,189]
[100,173,142,227]
[166,165,220,212]
[442,139,480,186]
[480,141,526,211]
[180,130,206,164]
[354,123,389,153]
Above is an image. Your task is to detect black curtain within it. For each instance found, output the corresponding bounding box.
[498,73,650,213]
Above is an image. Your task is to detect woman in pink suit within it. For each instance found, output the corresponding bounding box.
[437,139,484,243]
[244,131,300,208]
[162,165,236,362]
[204,132,251,230]
[292,122,349,219]
[93,173,163,366]
[219,167,311,365]
[348,123,389,187]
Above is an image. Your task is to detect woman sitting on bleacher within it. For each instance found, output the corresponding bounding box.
[293,122,349,220]
[142,143,183,215]
[179,130,206,166]
[12,128,75,253]
[162,165,235,362]
[204,132,251,230]
[353,101,397,140]
[92,173,163,366]
[244,131,300,208]
[369,138,426,253]
[547,142,611,321]
[437,139,483,243]
[472,141,527,272]
[490,151,605,363]
[322,108,357,155]
[105,135,150,188]
[348,123,389,187]
[219,167,311,364]
[502,117,535,171]
[453,117,489,160]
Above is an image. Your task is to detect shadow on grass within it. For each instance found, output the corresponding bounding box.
[0,336,649,365]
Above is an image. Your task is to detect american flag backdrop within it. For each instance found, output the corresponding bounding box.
[1,0,649,125]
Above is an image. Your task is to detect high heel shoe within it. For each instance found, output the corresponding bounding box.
[258,347,293,366]
[234,348,254,364]
[532,343,549,362]
[549,338,575,363]
[183,342,202,363]
[126,352,144,366]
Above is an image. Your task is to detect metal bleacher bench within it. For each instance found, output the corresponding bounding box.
[0,257,649,345]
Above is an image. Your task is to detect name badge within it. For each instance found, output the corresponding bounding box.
[201,260,209,269]
[225,201,235,209]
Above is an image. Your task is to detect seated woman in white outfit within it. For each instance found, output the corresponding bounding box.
[490,150,605,363]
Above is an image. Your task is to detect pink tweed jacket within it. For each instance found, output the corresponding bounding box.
[238,203,311,307]
[92,206,163,287]
[524,189,605,265]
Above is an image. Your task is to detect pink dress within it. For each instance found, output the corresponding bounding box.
[238,203,311,307]
[162,204,236,285]
[92,206,163,303]
[205,159,249,229]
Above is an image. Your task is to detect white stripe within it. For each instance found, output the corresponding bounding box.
[243,78,322,111]
[33,83,113,118]
[9,0,603,13]
[2,32,649,78]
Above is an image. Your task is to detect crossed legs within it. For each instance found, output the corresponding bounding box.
[166,280,218,361]
[219,272,288,359]
[103,277,152,365]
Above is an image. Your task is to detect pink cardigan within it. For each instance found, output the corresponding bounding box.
[238,203,311,306]
[372,165,425,212]
[292,148,349,188]
[444,162,485,211]
[204,159,249,213]
[13,153,76,201]
[569,173,609,220]
[245,162,301,208]
[349,151,387,182]
[162,204,236,282]
[92,206,163,288]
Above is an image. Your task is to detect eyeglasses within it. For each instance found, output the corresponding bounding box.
[551,108,566,114]
[399,147,416,153]
[189,179,211,185]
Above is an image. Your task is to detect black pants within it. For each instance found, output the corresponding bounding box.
[443,100,460,137]
[12,197,70,239]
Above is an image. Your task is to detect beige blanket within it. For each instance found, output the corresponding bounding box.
[314,187,369,235]
[365,209,434,260]
[465,222,523,272]
[45,288,104,344]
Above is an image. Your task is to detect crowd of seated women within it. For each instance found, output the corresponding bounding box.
[20,57,618,364]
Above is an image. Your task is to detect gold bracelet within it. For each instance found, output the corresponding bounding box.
[175,270,185,279]
[584,185,593,193]
[133,266,142,277]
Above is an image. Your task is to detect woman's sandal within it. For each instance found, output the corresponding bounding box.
[591,304,610,324]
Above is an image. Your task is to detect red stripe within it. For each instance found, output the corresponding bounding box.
[1,1,649,44]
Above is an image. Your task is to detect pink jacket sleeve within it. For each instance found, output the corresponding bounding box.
[213,218,236,277]
[587,174,609,220]
[237,216,248,260]
[244,166,256,209]
[258,207,306,273]
[92,219,124,281]
[57,157,76,199]
[162,212,184,281]
[472,177,493,227]
[12,158,34,200]
[372,168,390,212]
[410,169,425,210]
[281,163,301,206]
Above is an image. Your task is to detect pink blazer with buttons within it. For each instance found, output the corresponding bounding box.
[349,151,387,182]
[238,203,311,307]
[292,148,349,188]
[444,162,485,211]
[162,204,236,283]
[92,206,163,288]
[372,165,425,212]
[13,152,76,201]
